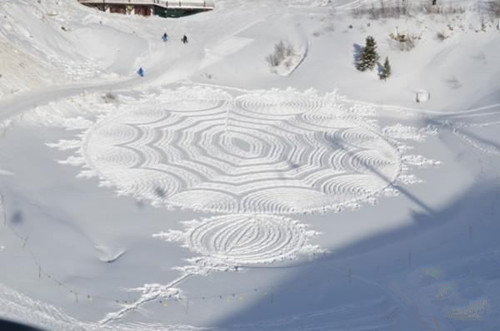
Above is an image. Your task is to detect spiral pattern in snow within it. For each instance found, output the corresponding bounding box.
[81,89,401,214]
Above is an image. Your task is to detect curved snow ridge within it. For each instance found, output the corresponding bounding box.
[49,87,438,214]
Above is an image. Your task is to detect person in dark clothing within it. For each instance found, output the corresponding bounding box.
[137,67,144,77]
[162,32,168,42]
[182,35,188,44]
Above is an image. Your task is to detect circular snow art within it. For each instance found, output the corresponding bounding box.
[155,214,320,266]
[81,89,400,213]
[187,215,311,265]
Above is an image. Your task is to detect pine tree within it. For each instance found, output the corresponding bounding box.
[379,57,391,80]
[364,36,379,70]
[356,36,379,72]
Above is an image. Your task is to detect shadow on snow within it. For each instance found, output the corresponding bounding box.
[212,180,500,330]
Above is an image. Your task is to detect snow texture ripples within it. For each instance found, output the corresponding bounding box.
[63,87,416,214]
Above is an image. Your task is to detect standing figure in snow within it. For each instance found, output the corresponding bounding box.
[162,32,168,42]
[137,67,144,77]
[182,35,188,44]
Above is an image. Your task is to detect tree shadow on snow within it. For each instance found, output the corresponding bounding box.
[10,210,24,225]
[352,44,362,65]
[210,181,500,330]
[323,133,434,215]
[376,61,384,77]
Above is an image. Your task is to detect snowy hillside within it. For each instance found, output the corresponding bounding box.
[0,0,500,330]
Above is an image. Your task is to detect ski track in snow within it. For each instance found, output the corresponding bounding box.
[434,104,500,156]
[50,87,438,214]
[353,100,500,156]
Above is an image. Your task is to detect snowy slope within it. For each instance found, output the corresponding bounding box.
[1,0,500,330]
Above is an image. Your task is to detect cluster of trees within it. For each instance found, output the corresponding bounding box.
[351,0,467,18]
[356,36,391,81]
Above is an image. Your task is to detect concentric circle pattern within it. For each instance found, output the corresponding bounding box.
[82,89,401,214]
[186,215,312,265]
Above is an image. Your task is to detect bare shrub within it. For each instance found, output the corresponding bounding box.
[352,0,410,19]
[102,92,117,103]
[389,32,419,51]
[422,4,466,15]
[201,72,213,80]
[487,0,500,18]
[436,32,448,41]
[266,41,296,67]
[351,0,466,19]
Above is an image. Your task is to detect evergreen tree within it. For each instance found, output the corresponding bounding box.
[356,36,379,72]
[379,57,391,80]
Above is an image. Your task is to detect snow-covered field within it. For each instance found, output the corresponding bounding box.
[1,0,500,330]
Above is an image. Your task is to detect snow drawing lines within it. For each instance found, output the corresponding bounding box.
[99,214,322,324]
[186,215,309,265]
[53,87,436,214]
[158,214,322,266]
[45,86,440,324]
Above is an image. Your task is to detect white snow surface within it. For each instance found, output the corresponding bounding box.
[1,0,500,330]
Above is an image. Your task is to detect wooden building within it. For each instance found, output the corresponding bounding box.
[77,0,214,18]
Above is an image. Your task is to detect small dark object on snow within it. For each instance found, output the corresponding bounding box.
[137,67,144,77]
[162,32,168,42]
[182,35,188,44]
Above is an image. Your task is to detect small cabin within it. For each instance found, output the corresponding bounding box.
[78,0,214,18]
